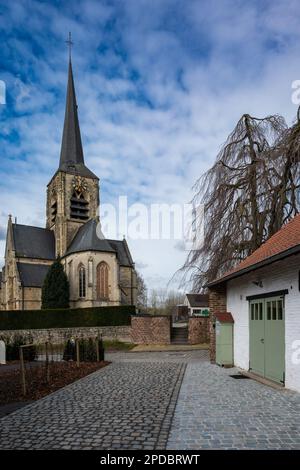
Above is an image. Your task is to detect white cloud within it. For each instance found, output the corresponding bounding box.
[1,0,300,291]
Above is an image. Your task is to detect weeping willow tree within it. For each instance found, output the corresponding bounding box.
[182,111,300,290]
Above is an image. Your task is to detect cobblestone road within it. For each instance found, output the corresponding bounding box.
[0,362,185,450]
[1,350,300,450]
[167,362,300,450]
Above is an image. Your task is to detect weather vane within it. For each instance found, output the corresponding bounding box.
[66,32,73,60]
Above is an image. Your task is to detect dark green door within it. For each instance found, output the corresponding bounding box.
[249,296,285,384]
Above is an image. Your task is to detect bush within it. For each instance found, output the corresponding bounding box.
[1,334,37,361]
[63,337,105,362]
[42,258,69,309]
[0,305,135,331]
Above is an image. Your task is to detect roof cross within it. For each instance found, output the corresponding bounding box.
[66,32,73,60]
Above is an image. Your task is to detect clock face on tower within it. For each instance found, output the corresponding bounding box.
[72,175,88,195]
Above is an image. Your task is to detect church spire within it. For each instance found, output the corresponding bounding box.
[59,57,85,170]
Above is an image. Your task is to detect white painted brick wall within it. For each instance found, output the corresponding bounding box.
[227,254,300,393]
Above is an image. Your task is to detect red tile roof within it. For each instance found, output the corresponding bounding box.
[209,214,300,286]
[215,312,234,323]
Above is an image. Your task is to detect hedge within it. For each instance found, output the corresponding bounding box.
[0,305,135,331]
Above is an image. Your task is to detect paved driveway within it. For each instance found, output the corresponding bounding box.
[1,350,300,450]
[167,362,300,450]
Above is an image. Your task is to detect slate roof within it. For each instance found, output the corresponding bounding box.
[186,293,209,308]
[17,262,50,287]
[107,239,134,267]
[12,224,55,260]
[208,214,300,287]
[65,219,134,267]
[66,219,115,255]
[58,60,97,180]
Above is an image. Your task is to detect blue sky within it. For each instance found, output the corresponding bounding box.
[1,0,300,291]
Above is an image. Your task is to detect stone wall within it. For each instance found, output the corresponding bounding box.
[208,285,227,363]
[131,315,171,345]
[188,317,209,344]
[0,325,132,345]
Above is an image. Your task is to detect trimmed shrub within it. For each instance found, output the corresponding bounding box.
[0,305,135,331]
[42,258,69,309]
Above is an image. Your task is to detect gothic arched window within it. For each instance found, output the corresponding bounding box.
[78,264,86,298]
[97,262,109,299]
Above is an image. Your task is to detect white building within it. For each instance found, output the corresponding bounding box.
[208,215,300,393]
[184,293,209,316]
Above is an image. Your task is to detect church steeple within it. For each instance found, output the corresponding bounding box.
[46,41,100,257]
[59,59,85,170]
[57,52,97,179]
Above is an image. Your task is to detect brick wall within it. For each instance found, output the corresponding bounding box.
[208,285,227,363]
[188,317,209,344]
[131,315,171,344]
[0,325,132,345]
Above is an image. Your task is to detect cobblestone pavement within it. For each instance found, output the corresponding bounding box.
[2,350,299,450]
[0,362,185,450]
[106,349,209,363]
[167,362,300,450]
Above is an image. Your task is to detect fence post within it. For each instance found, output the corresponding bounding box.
[19,347,26,396]
[45,341,50,383]
[76,339,80,367]
[96,337,99,362]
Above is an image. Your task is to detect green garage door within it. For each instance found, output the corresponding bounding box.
[249,296,285,384]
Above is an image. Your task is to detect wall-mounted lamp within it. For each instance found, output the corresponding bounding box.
[252,280,263,288]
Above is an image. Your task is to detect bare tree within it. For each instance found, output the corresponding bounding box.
[136,271,147,309]
[147,288,184,315]
[182,112,300,290]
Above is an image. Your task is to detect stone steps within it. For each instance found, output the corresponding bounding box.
[171,327,188,344]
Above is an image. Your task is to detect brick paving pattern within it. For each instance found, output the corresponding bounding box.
[0,362,185,450]
[167,362,300,450]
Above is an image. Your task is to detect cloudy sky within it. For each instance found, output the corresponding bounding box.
[1,0,300,293]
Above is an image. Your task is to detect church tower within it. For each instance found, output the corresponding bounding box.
[46,58,99,257]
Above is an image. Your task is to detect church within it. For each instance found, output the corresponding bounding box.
[0,56,137,311]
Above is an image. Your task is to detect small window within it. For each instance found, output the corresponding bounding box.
[277,300,283,320]
[272,301,277,320]
[79,265,86,298]
[259,303,263,320]
[267,302,271,320]
[88,259,93,286]
[251,304,254,320]
[255,304,259,320]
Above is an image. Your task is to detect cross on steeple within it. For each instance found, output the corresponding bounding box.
[66,32,73,61]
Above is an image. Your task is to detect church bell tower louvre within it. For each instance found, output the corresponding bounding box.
[46,42,100,258]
